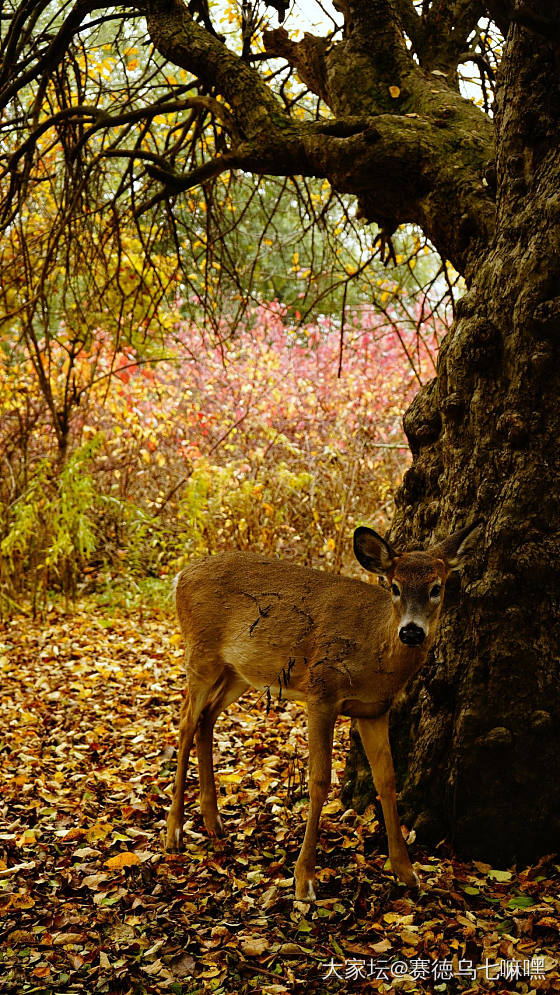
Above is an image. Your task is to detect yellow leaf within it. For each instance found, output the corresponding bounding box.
[389,85,400,98]
[17,829,37,846]
[11,893,35,908]
[87,822,112,842]
[105,851,141,870]
[383,912,415,925]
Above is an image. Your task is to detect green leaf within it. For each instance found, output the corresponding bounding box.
[488,868,512,882]
[462,886,480,895]
[507,895,535,909]
[99,892,124,906]
[296,919,312,933]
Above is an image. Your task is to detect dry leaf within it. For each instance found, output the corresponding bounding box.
[105,851,141,869]
[53,933,84,946]
[240,937,269,957]
[372,939,392,954]
[82,872,108,889]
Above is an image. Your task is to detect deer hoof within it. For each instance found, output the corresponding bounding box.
[295,876,316,902]
[204,813,225,838]
[165,821,184,852]
[397,867,420,889]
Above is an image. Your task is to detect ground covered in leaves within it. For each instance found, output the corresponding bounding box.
[0,602,558,995]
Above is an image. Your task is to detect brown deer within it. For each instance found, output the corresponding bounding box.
[166,521,481,900]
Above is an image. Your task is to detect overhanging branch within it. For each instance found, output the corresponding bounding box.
[144,0,287,141]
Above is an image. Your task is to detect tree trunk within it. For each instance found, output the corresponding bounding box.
[344,20,560,865]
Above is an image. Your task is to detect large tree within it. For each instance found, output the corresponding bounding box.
[1,0,559,863]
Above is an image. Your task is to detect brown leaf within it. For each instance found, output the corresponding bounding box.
[170,953,196,978]
[53,933,84,946]
[82,872,108,889]
[278,943,307,955]
[142,958,163,976]
[240,937,269,957]
[371,939,392,954]
[7,930,35,944]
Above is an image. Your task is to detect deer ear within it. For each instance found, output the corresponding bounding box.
[432,520,483,571]
[353,527,398,575]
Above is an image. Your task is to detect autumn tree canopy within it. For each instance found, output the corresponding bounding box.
[0,0,502,293]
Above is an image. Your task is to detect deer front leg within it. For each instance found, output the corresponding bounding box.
[294,708,336,901]
[357,714,419,889]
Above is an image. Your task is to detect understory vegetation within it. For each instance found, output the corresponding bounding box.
[0,300,442,616]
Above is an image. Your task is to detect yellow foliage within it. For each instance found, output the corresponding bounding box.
[105,851,141,869]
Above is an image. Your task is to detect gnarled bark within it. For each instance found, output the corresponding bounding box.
[344,11,560,863]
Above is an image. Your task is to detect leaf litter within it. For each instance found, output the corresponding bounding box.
[0,602,558,994]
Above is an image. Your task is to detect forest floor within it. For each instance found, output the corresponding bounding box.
[0,602,558,995]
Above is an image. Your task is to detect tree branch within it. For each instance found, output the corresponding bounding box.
[144,0,286,141]
[0,0,128,111]
[263,28,330,103]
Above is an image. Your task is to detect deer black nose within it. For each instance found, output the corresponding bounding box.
[399,623,426,646]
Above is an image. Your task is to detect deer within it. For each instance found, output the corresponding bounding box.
[165,520,481,900]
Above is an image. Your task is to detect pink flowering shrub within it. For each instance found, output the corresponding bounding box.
[0,301,443,605]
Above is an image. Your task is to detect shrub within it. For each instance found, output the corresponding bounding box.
[0,302,442,613]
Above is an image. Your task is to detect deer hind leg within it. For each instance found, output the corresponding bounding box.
[357,714,419,889]
[294,707,336,901]
[196,671,248,837]
[165,659,224,852]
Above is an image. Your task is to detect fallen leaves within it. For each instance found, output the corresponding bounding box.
[240,936,269,957]
[104,851,141,870]
[0,602,558,994]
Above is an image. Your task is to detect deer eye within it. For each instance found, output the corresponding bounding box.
[391,583,401,598]
[430,584,442,600]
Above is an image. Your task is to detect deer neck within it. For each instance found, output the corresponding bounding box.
[387,624,432,685]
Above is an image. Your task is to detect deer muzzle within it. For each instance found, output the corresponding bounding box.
[399,622,426,646]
